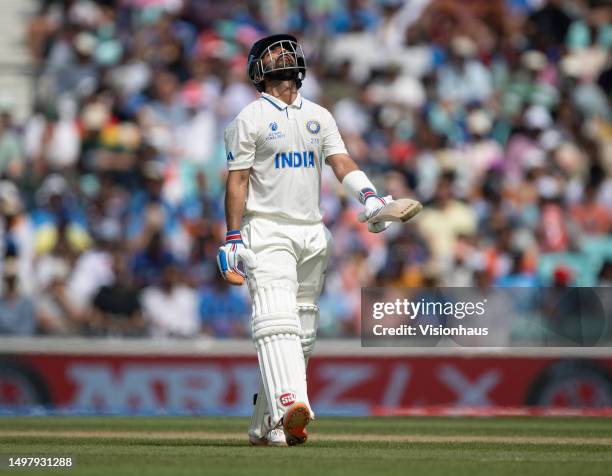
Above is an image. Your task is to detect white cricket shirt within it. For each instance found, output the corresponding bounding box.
[224,92,347,223]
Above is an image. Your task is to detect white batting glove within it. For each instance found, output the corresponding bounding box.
[217,230,258,285]
[357,188,392,233]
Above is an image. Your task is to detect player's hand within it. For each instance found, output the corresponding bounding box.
[357,188,392,233]
[217,230,258,285]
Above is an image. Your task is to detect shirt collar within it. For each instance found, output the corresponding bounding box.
[261,92,303,110]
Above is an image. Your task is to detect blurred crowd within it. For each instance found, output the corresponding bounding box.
[0,0,610,338]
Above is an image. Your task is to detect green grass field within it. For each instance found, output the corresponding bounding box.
[2,417,612,476]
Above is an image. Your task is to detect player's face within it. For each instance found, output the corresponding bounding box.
[262,45,297,71]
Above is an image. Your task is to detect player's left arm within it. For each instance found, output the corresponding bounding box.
[322,110,392,233]
[327,153,392,233]
[323,112,421,230]
[325,153,358,182]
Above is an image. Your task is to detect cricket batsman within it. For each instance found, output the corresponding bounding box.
[217,34,421,446]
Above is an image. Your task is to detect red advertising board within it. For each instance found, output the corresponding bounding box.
[2,346,612,415]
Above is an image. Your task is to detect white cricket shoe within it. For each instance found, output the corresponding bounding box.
[267,428,288,446]
[248,427,287,447]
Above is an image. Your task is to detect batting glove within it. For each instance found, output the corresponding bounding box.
[217,230,258,285]
[357,188,392,233]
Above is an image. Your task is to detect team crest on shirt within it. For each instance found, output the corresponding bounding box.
[306,120,321,134]
[269,122,278,131]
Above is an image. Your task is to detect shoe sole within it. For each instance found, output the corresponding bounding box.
[282,402,311,446]
[368,198,423,224]
[267,440,288,447]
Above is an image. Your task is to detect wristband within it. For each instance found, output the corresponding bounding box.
[358,188,376,205]
[342,170,376,202]
[225,229,242,243]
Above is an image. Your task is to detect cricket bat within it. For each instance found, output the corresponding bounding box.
[367,198,423,224]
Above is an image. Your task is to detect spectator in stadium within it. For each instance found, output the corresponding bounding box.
[22,101,80,175]
[130,231,175,288]
[31,174,91,256]
[0,262,36,335]
[570,180,611,236]
[0,109,25,180]
[436,36,493,104]
[35,259,84,335]
[417,171,477,273]
[0,181,35,295]
[141,262,199,338]
[199,273,250,337]
[90,251,146,337]
[126,161,191,262]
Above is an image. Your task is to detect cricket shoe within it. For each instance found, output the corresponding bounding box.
[281,402,311,446]
[248,428,287,447]
[248,414,287,447]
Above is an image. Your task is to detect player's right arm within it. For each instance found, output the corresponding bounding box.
[217,116,258,285]
[225,169,250,232]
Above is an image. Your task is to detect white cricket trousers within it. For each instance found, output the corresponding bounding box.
[242,214,331,428]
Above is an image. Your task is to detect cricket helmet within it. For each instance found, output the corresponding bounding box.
[247,34,307,92]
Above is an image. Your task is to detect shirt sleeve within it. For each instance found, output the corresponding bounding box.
[322,110,348,163]
[224,117,257,170]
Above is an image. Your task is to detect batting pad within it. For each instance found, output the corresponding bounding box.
[251,283,310,426]
[298,304,319,361]
[248,380,268,440]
